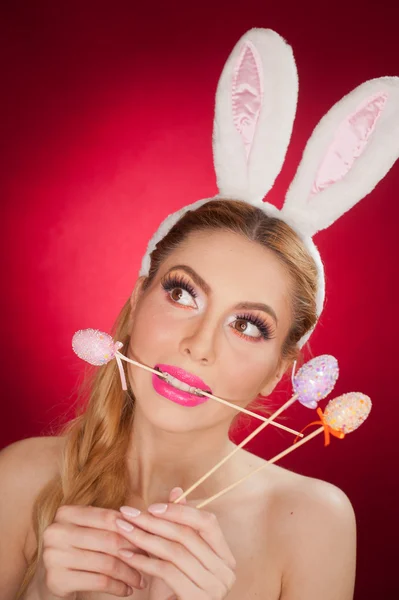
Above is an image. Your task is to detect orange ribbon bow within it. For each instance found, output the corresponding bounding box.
[294,407,345,446]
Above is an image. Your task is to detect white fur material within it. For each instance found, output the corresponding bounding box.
[140,28,298,277]
[213,28,298,203]
[283,78,399,237]
[138,29,399,349]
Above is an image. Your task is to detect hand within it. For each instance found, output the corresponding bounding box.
[147,488,188,600]
[38,504,149,598]
[116,488,237,599]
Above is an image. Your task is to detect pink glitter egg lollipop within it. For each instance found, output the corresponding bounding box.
[293,355,339,409]
[324,392,372,434]
[72,328,127,389]
[72,329,123,366]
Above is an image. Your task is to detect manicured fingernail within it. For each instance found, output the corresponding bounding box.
[116,518,134,532]
[120,506,141,518]
[148,503,168,514]
[140,575,148,589]
[119,549,134,558]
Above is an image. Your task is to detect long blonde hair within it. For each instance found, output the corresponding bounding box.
[18,199,319,596]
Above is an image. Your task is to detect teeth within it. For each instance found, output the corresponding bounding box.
[157,369,206,396]
[166,374,204,396]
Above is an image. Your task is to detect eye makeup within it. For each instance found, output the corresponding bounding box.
[231,313,275,341]
[160,271,276,341]
[161,273,198,299]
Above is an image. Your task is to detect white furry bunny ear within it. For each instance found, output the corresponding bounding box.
[213,28,298,204]
[281,77,399,237]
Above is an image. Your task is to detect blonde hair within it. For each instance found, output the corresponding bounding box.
[18,199,319,596]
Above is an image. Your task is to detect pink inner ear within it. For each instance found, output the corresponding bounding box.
[232,41,263,161]
[310,92,388,197]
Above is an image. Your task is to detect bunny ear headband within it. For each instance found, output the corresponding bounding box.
[139,27,399,348]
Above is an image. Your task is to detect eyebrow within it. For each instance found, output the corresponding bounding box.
[165,264,279,326]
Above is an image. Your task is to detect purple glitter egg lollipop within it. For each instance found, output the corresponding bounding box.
[293,355,339,409]
[72,328,123,366]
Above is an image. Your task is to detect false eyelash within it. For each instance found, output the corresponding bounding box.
[161,274,198,298]
[234,312,274,341]
[161,275,274,341]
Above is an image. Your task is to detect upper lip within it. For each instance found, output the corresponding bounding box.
[155,364,212,393]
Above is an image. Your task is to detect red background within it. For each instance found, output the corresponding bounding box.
[1,1,398,597]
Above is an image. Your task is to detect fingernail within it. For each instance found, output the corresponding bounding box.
[148,503,168,514]
[120,506,141,518]
[119,549,134,558]
[126,586,133,595]
[116,518,134,532]
[140,575,148,589]
[172,487,184,495]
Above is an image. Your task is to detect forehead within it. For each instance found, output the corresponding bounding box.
[160,230,292,325]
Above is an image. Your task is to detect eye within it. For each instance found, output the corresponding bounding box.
[161,274,198,308]
[160,274,275,342]
[228,313,274,342]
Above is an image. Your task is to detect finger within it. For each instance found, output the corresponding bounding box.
[118,523,227,594]
[127,502,236,570]
[46,568,134,597]
[54,505,122,533]
[44,546,144,591]
[117,511,234,587]
[45,521,147,557]
[169,487,187,504]
[119,552,205,600]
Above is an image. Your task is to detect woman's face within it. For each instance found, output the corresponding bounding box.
[127,230,293,432]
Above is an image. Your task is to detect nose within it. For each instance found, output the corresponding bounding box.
[178,313,217,365]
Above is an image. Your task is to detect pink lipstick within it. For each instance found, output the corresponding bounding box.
[152,364,211,407]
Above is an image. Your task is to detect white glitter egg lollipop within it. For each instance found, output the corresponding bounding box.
[293,355,339,409]
[72,328,123,366]
[324,392,372,434]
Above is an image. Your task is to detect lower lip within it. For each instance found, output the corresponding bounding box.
[152,372,209,407]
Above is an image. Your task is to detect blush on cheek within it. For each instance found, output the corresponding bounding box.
[222,358,275,403]
[130,299,183,361]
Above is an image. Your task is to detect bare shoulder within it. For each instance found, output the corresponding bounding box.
[0,435,65,536]
[0,436,65,599]
[0,435,65,491]
[0,435,65,533]
[254,459,356,600]
[236,448,354,520]
[269,463,355,521]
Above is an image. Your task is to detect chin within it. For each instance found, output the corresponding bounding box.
[132,384,225,433]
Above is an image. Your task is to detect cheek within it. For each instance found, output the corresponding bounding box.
[129,295,179,356]
[220,350,276,402]
[129,292,279,403]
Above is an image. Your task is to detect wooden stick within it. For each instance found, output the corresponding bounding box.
[117,351,301,437]
[191,389,301,436]
[195,426,324,509]
[174,395,299,504]
[116,352,161,377]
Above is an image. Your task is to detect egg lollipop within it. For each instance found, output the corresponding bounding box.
[293,354,339,409]
[195,391,372,509]
[72,329,123,365]
[71,328,299,435]
[72,328,160,391]
[174,354,340,504]
[323,391,372,436]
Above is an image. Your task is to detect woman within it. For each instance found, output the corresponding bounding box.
[1,27,397,600]
[0,199,357,600]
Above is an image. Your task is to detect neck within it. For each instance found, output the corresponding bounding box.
[125,408,238,509]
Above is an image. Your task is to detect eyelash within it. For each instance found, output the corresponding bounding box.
[162,274,198,299]
[235,312,274,341]
[161,274,274,341]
